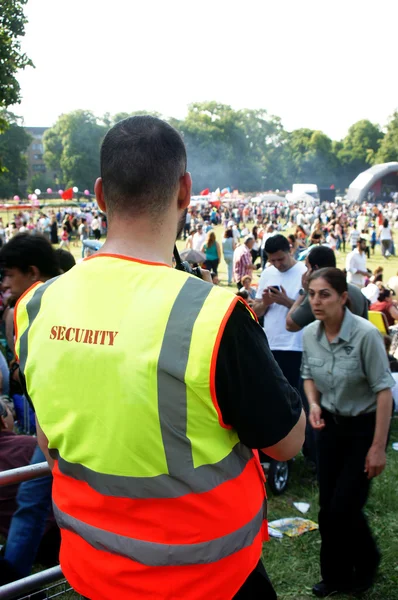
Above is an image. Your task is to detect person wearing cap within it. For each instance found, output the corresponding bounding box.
[233,235,255,290]
[346,238,368,289]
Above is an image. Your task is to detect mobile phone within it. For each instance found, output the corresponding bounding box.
[268,285,281,292]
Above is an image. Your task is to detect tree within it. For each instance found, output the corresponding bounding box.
[375,111,398,164]
[0,0,33,132]
[285,128,339,188]
[336,120,383,189]
[43,111,106,190]
[0,111,31,198]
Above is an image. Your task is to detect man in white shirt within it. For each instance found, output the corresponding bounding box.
[253,234,307,389]
[91,214,101,240]
[349,225,360,250]
[346,238,368,288]
[192,224,206,251]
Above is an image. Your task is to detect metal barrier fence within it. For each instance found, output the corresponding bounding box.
[0,463,83,600]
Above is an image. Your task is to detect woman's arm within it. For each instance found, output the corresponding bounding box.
[365,388,393,479]
[303,379,325,429]
[388,304,398,322]
[216,242,221,259]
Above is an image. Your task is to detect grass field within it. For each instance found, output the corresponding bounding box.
[17,227,398,599]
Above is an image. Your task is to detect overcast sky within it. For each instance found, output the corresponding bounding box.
[11,0,398,140]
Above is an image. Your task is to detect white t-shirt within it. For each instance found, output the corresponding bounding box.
[379,226,392,241]
[256,262,307,351]
[192,232,206,251]
[346,249,367,287]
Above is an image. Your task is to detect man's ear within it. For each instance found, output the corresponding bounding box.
[178,172,192,210]
[28,265,41,283]
[95,178,106,213]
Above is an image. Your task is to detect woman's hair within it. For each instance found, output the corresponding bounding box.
[206,231,216,248]
[383,218,389,228]
[308,267,348,298]
[224,228,233,239]
[374,266,383,275]
[378,288,391,302]
[252,226,258,240]
[288,234,296,244]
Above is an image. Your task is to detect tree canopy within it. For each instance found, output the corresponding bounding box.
[0,0,33,132]
[43,110,106,190]
[0,111,31,198]
[39,105,398,195]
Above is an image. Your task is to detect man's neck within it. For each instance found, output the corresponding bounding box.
[98,217,175,266]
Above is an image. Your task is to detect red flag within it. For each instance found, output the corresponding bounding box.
[200,188,210,196]
[62,188,74,200]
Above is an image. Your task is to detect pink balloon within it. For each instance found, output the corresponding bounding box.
[28,194,32,200]
[47,188,52,194]
[58,189,63,195]
[84,189,90,195]
[13,195,20,201]
[33,199,40,206]
[31,194,37,201]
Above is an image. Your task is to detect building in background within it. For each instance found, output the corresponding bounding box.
[23,127,49,190]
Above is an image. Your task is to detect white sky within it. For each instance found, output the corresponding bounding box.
[12,0,398,140]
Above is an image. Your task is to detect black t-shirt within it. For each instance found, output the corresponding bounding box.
[215,302,302,449]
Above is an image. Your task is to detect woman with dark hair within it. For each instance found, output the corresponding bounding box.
[222,228,236,285]
[301,268,394,598]
[201,231,220,275]
[251,226,260,264]
[378,218,393,258]
[370,288,398,326]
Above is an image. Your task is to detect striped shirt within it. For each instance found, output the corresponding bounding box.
[233,244,252,283]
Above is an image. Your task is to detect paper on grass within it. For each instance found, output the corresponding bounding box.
[268,517,318,537]
[392,443,398,451]
[293,502,310,514]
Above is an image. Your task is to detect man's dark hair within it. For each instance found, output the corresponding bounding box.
[55,248,76,273]
[308,246,336,269]
[101,116,187,218]
[0,233,60,278]
[264,234,290,254]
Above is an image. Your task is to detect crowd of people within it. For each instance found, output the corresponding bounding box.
[0,115,397,599]
[0,207,107,259]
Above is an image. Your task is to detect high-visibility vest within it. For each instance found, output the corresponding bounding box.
[15,254,268,600]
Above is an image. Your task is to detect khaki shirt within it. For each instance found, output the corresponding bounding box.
[301,309,394,416]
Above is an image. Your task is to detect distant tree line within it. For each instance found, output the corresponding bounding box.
[1,103,398,198]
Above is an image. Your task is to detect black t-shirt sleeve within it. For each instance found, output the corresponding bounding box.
[215,302,302,449]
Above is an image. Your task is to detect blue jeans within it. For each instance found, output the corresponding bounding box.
[224,256,233,284]
[5,446,53,577]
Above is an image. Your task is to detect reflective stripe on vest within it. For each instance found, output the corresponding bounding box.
[53,501,265,566]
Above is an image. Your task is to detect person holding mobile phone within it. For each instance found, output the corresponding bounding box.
[253,235,307,389]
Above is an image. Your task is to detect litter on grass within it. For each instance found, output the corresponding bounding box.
[268,517,318,538]
[293,502,310,514]
[392,443,398,451]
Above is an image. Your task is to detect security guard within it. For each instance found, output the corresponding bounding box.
[15,117,305,600]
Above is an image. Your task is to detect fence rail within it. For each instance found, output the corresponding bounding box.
[0,462,50,486]
[0,463,81,599]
